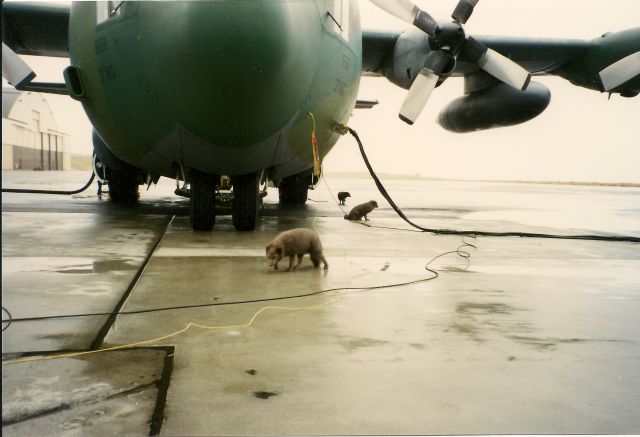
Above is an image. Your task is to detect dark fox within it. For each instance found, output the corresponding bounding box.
[337,191,351,205]
[265,228,329,272]
[344,200,378,221]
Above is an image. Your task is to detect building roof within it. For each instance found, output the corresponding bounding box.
[2,87,22,119]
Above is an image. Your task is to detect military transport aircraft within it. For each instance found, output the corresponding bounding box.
[3,1,639,231]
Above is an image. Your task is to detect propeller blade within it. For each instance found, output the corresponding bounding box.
[399,69,439,125]
[599,51,640,92]
[452,0,479,24]
[479,48,531,91]
[2,43,35,88]
[369,0,438,35]
[461,37,530,91]
[369,0,418,24]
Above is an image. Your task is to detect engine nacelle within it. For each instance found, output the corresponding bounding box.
[382,28,431,90]
[438,80,551,133]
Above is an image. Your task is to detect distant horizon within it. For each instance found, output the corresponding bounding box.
[321,170,640,188]
[5,165,638,188]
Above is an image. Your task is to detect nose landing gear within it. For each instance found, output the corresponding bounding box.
[231,171,260,232]
[189,170,217,231]
[187,170,261,232]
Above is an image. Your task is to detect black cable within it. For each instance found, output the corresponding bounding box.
[2,172,95,195]
[2,307,12,332]
[347,127,640,243]
[1,237,475,325]
[0,284,421,322]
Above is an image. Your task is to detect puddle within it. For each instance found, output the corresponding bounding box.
[447,322,483,342]
[450,322,479,335]
[44,284,113,296]
[506,335,591,350]
[456,302,517,315]
[56,268,94,274]
[448,302,526,343]
[252,391,278,399]
[53,259,139,274]
[442,266,473,273]
[339,336,389,351]
[92,259,138,273]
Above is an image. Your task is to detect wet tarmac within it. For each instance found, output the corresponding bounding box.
[2,171,640,435]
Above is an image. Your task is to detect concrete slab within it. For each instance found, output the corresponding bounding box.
[2,171,640,435]
[2,348,169,436]
[2,206,170,352]
[103,214,640,435]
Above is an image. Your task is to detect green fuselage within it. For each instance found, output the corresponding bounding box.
[68,1,362,179]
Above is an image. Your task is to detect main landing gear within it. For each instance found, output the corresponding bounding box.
[92,132,145,204]
[93,154,144,204]
[187,170,261,232]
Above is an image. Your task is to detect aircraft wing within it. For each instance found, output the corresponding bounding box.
[2,1,70,57]
[362,29,640,95]
[362,28,639,131]
[2,2,70,93]
[363,30,591,79]
[362,31,402,76]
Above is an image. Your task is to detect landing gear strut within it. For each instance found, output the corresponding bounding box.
[190,170,216,231]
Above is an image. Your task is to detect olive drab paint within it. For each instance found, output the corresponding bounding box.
[68,1,362,179]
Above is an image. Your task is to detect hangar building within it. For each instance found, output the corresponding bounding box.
[2,87,70,171]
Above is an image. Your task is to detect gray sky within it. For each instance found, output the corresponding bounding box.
[6,0,640,182]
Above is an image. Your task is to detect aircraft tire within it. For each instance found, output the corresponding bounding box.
[278,173,309,205]
[107,170,140,204]
[232,171,260,231]
[190,170,216,231]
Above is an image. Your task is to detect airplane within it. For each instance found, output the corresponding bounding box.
[3,0,639,232]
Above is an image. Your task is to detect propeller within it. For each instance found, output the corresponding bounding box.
[369,0,531,124]
[598,51,640,92]
[2,43,36,88]
[451,0,479,24]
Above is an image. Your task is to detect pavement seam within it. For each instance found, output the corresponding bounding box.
[149,346,175,436]
[2,403,72,427]
[89,215,174,349]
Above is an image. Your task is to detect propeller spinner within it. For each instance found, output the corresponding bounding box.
[370,0,531,124]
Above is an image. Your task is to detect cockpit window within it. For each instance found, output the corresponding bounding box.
[329,0,350,41]
[96,1,125,24]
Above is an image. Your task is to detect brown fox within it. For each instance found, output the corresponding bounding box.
[344,200,378,221]
[266,228,329,272]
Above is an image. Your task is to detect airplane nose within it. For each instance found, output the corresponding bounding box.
[145,1,320,147]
